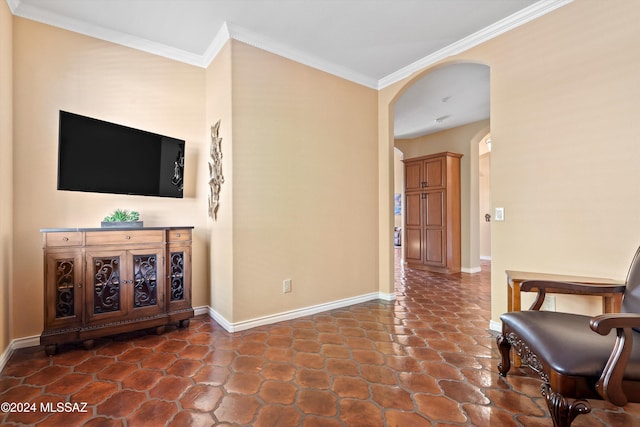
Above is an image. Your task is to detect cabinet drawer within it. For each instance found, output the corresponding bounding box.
[167,229,192,242]
[85,230,164,246]
[45,232,83,247]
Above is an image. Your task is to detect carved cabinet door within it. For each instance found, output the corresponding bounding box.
[128,247,165,318]
[85,247,165,323]
[44,249,84,329]
[166,244,191,312]
[85,249,129,323]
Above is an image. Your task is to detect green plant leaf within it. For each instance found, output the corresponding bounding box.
[103,209,139,222]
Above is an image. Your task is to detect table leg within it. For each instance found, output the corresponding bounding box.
[511,279,522,367]
[512,280,521,312]
[603,294,623,313]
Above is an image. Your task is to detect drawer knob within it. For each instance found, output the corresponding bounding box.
[175,233,181,238]
[125,235,131,240]
[76,283,82,288]
[62,237,69,241]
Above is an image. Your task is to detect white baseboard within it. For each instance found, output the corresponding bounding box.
[461,266,482,274]
[0,335,40,373]
[489,319,502,332]
[193,306,211,317]
[480,256,492,261]
[0,292,397,367]
[207,291,395,333]
[377,292,396,301]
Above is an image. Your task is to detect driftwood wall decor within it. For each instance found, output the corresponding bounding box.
[208,120,224,220]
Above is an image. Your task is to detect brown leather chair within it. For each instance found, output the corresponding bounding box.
[497,247,640,427]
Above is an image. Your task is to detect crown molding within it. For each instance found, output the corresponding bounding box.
[8,0,572,88]
[377,0,574,89]
[224,22,378,89]
[201,21,231,67]
[9,0,208,67]
[5,0,19,13]
[7,0,376,86]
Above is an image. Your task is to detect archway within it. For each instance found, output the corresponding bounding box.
[390,62,490,276]
[479,132,492,262]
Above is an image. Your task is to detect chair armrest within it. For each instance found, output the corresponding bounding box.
[520,280,626,311]
[521,280,626,294]
[591,313,640,334]
[587,313,640,406]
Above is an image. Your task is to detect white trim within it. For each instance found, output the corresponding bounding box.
[225,22,378,89]
[8,0,572,88]
[0,346,10,373]
[0,335,40,373]
[207,292,393,333]
[377,292,396,302]
[12,335,40,349]
[480,256,492,261]
[193,305,211,317]
[10,1,207,67]
[461,266,482,274]
[6,0,19,14]
[377,0,573,88]
[200,21,231,68]
[489,319,502,332]
[207,306,234,332]
[0,292,394,365]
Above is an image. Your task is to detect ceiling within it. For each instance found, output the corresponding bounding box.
[8,0,571,137]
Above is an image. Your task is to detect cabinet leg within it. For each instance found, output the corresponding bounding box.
[155,326,166,335]
[179,319,190,328]
[45,344,57,356]
[82,339,94,350]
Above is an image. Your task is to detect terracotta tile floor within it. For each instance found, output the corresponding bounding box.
[2,254,640,426]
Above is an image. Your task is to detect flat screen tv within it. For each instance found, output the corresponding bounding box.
[57,111,185,198]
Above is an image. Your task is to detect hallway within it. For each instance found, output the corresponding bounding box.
[1,256,639,426]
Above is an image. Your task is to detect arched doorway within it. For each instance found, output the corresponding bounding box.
[391,62,490,274]
[479,133,492,262]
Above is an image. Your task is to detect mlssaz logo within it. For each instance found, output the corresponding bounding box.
[40,402,89,413]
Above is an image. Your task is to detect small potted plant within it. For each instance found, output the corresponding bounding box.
[101,209,143,228]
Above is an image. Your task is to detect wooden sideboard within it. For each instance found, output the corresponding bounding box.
[40,226,194,355]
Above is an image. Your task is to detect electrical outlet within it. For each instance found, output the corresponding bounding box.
[283,279,292,293]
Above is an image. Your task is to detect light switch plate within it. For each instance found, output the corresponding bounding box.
[495,207,505,221]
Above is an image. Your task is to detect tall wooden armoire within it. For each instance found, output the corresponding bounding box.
[403,152,462,274]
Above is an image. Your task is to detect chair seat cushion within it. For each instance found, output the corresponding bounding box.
[500,311,640,380]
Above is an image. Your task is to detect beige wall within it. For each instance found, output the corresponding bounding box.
[206,42,234,321]
[381,0,640,322]
[0,0,13,355]
[395,119,490,271]
[12,18,210,339]
[480,0,640,318]
[229,41,379,322]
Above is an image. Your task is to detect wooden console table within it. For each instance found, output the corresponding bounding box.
[40,226,194,355]
[505,270,624,366]
[506,270,623,313]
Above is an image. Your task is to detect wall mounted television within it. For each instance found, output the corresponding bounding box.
[57,111,185,198]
